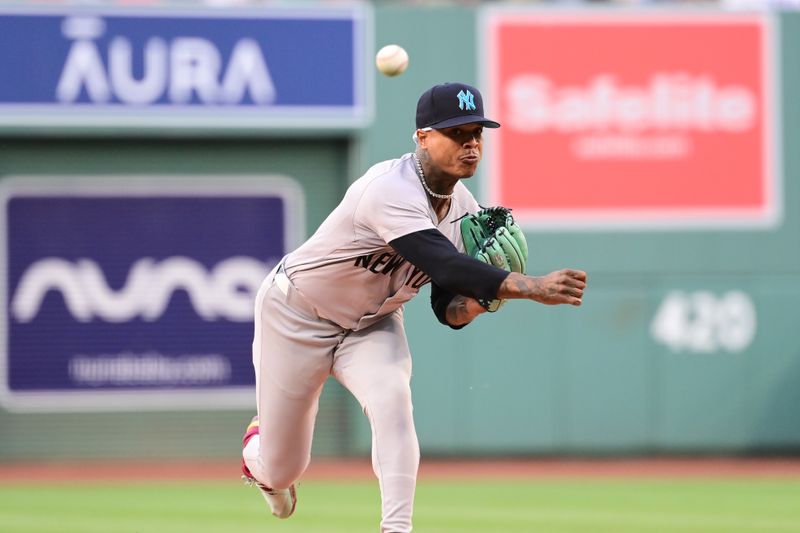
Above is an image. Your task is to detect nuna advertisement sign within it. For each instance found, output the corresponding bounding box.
[0,177,304,412]
[483,12,779,229]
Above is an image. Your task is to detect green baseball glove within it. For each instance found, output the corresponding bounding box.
[460,206,528,312]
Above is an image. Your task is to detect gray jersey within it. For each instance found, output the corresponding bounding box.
[283,152,480,331]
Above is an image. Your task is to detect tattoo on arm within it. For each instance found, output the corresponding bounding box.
[446,295,474,326]
[514,277,529,293]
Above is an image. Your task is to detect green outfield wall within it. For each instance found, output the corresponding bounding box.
[0,5,797,461]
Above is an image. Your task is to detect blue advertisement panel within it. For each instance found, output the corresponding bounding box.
[0,6,370,129]
[0,177,304,411]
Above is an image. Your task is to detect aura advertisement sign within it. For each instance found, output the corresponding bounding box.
[0,6,370,128]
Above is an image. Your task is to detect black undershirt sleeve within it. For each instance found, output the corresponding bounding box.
[389,228,510,326]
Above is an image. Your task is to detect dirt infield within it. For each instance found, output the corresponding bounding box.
[2,457,800,483]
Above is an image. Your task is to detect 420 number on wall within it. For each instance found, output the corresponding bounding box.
[650,290,757,354]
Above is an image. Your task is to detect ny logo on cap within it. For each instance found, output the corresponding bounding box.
[457,90,476,111]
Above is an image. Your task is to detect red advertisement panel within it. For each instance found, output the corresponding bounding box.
[484,13,777,228]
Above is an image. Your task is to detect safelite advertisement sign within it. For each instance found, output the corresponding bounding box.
[483,12,779,229]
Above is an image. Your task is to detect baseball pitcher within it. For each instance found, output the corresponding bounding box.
[241,82,587,532]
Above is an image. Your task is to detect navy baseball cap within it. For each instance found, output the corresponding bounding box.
[415,82,500,130]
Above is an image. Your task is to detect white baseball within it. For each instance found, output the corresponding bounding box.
[375,44,409,77]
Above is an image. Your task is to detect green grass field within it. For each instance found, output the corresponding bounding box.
[1,479,799,532]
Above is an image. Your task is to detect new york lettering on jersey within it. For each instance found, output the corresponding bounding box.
[353,251,432,289]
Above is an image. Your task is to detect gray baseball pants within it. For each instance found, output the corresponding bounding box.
[244,266,419,533]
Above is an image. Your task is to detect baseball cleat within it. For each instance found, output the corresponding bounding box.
[241,415,297,519]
